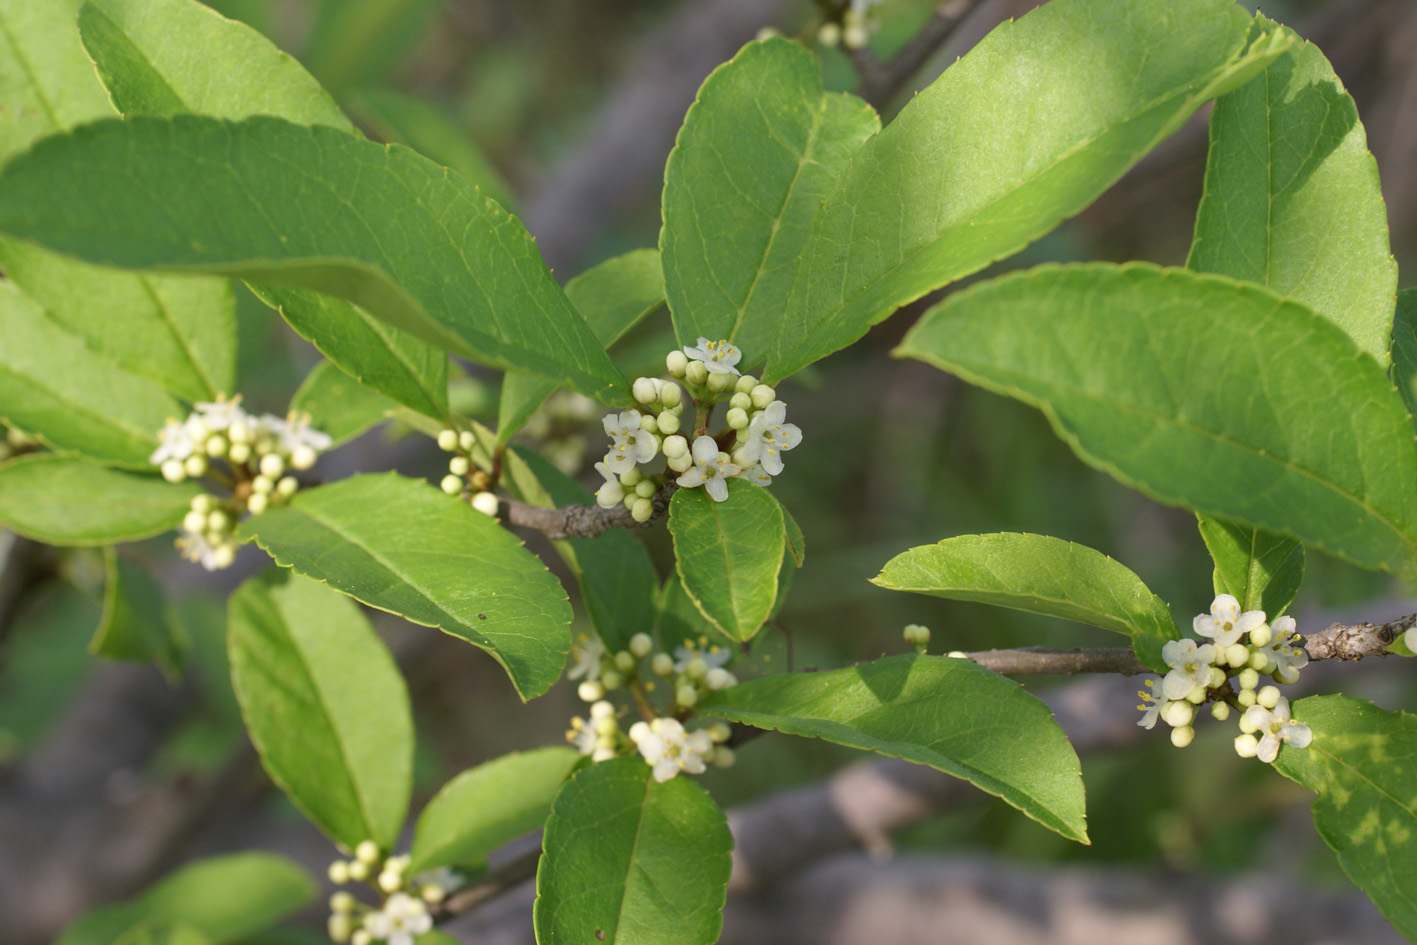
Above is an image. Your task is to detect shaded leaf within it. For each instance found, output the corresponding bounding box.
[229,570,413,849]
[289,359,397,448]
[92,547,187,676]
[534,757,732,945]
[1392,289,1417,425]
[0,454,198,545]
[1197,516,1304,617]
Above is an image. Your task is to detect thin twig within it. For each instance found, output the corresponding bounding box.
[1302,614,1410,661]
[501,483,677,539]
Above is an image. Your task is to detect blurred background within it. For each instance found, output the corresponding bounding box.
[2,0,1415,943]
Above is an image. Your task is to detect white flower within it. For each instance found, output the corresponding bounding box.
[682,337,742,376]
[673,642,731,674]
[567,634,605,681]
[629,717,714,782]
[602,409,658,474]
[1135,678,1165,729]
[1241,697,1312,763]
[566,716,597,755]
[1193,594,1264,649]
[736,460,773,487]
[1160,638,1215,700]
[414,866,462,895]
[594,460,625,508]
[176,530,235,571]
[1266,614,1309,678]
[675,435,740,502]
[363,892,431,945]
[739,401,801,476]
[265,412,333,454]
[150,418,199,465]
[193,396,250,433]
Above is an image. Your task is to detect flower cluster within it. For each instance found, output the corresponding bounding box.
[150,396,331,570]
[562,631,737,781]
[816,0,881,49]
[593,338,801,517]
[1137,594,1312,762]
[434,427,499,517]
[326,841,461,945]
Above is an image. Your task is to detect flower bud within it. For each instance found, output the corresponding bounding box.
[590,699,615,720]
[1249,649,1273,673]
[652,653,674,676]
[1163,701,1194,728]
[631,497,654,522]
[1210,701,1231,721]
[639,413,659,432]
[207,509,232,533]
[228,442,252,464]
[619,466,642,486]
[277,475,299,497]
[328,860,351,884]
[1234,733,1259,758]
[161,459,187,483]
[662,435,689,459]
[449,456,470,476]
[421,885,446,904]
[633,377,660,404]
[685,361,708,385]
[675,685,698,708]
[1170,725,1194,748]
[684,657,708,679]
[437,429,459,451]
[1274,667,1301,685]
[1237,688,1257,707]
[291,445,317,471]
[1237,668,1260,690]
[600,670,623,691]
[377,871,401,893]
[713,746,736,768]
[725,407,749,430]
[1208,666,1226,689]
[666,350,689,377]
[1238,712,1260,735]
[259,452,285,479]
[629,633,653,658]
[1257,685,1281,709]
[355,840,381,864]
[347,860,370,882]
[331,892,356,913]
[578,680,604,702]
[247,492,269,515]
[707,722,732,743]
[1225,643,1250,668]
[205,434,229,458]
[251,475,273,494]
[667,452,693,473]
[613,650,636,674]
[706,371,733,392]
[210,543,236,570]
[228,420,251,444]
[1185,685,1207,705]
[183,510,208,534]
[817,21,842,46]
[471,491,499,517]
[593,714,618,737]
[705,667,735,690]
[328,915,353,943]
[351,931,372,945]
[735,374,758,394]
[183,454,208,478]
[440,474,463,495]
[1248,624,1273,648]
[657,410,680,435]
[660,383,682,408]
[750,385,776,409]
[459,430,476,452]
[631,480,654,500]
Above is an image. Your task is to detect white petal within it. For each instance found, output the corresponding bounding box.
[676,467,705,489]
[1161,671,1193,701]
[759,451,784,476]
[1272,615,1297,635]
[1161,638,1190,668]
[704,477,729,502]
[775,422,803,450]
[1193,614,1218,638]
[1283,723,1313,749]
[1256,735,1279,764]
[652,759,679,782]
[763,401,786,425]
[1236,611,1267,635]
[1211,594,1240,623]
[691,435,719,464]
[680,753,706,775]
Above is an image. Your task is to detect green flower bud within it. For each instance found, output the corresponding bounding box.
[620,467,643,487]
[728,392,751,412]
[685,360,708,385]
[735,374,758,394]
[192,493,216,513]
[713,745,736,768]
[750,384,776,409]
[228,442,252,464]
[351,931,372,945]
[228,420,252,445]
[328,915,353,944]
[660,383,682,408]
[666,350,689,377]
[421,885,446,904]
[252,474,274,494]
[328,860,351,884]
[600,670,624,691]
[1162,701,1194,728]
[1274,667,1301,685]
[437,429,459,451]
[449,455,470,476]
[1257,685,1281,709]
[183,454,208,478]
[347,860,370,882]
[207,509,232,533]
[1237,688,1257,707]
[1210,701,1231,721]
[631,496,654,522]
[1170,725,1194,748]
[707,722,732,743]
[205,434,229,458]
[1208,666,1226,689]
[675,684,698,708]
[1249,649,1273,673]
[663,434,689,459]
[355,840,381,864]
[1234,733,1259,758]
[1248,624,1273,647]
[247,492,269,515]
[578,680,604,702]
[1237,667,1260,690]
[471,491,499,517]
[817,21,841,46]
[161,460,187,483]
[706,371,733,392]
[657,410,681,434]
[259,453,285,479]
[634,479,656,499]
[183,510,208,534]
[726,407,749,429]
[277,476,299,498]
[638,413,659,433]
[459,430,476,452]
[667,452,693,473]
[614,651,636,674]
[633,377,660,404]
[1185,685,1207,705]
[440,474,463,495]
[652,652,674,676]
[629,633,653,658]
[290,445,318,471]
[684,657,708,679]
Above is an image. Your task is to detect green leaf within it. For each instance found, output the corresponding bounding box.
[660,38,878,361]
[228,569,413,850]
[0,280,187,468]
[898,263,1417,575]
[764,1,1291,382]
[654,572,719,659]
[1392,289,1417,425]
[111,921,209,945]
[1272,695,1417,941]
[534,756,732,945]
[498,249,665,442]
[0,454,198,545]
[668,479,785,642]
[872,533,1178,671]
[0,116,629,404]
[290,360,396,448]
[303,0,442,94]
[347,87,512,209]
[78,0,353,129]
[1188,17,1396,364]
[0,580,100,756]
[0,245,237,405]
[241,473,572,700]
[781,504,805,568]
[0,0,237,407]
[92,547,187,676]
[1196,516,1304,617]
[73,0,453,422]
[503,446,658,652]
[55,852,315,945]
[408,747,580,873]
[703,653,1087,842]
